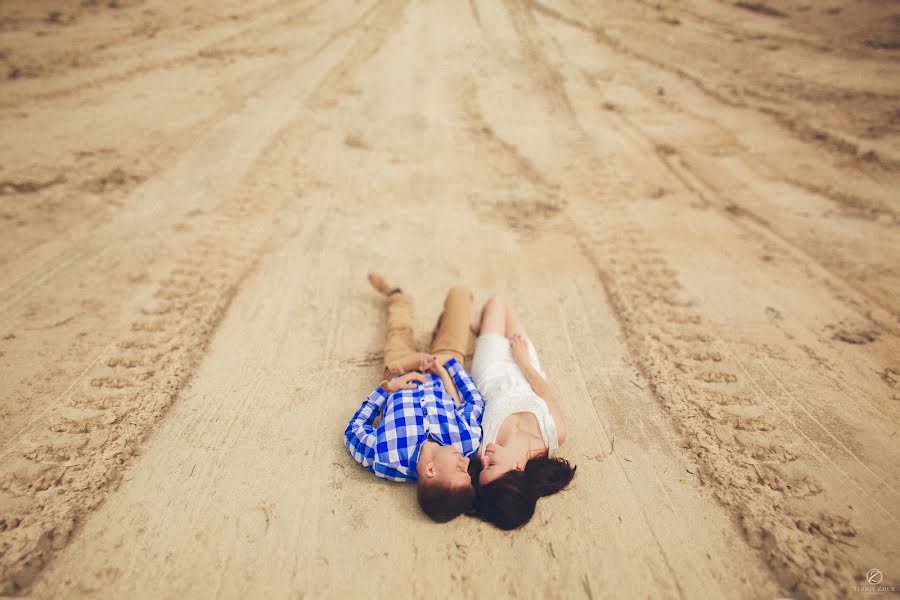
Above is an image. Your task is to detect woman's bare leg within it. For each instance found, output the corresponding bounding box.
[504,303,527,339]
[479,296,528,339]
[478,296,507,336]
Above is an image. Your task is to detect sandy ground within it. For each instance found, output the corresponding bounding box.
[0,0,898,598]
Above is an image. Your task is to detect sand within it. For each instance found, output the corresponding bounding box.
[0,0,898,598]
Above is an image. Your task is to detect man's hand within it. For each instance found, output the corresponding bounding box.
[425,357,462,406]
[383,372,427,394]
[509,334,530,367]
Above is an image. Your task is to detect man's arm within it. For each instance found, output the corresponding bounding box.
[444,358,485,428]
[344,387,388,471]
[430,360,461,405]
[344,371,429,468]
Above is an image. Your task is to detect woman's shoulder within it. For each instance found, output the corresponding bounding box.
[529,393,562,450]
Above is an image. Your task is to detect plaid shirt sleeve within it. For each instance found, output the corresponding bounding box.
[445,358,484,432]
[344,387,388,471]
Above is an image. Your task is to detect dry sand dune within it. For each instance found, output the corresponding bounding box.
[0,0,898,598]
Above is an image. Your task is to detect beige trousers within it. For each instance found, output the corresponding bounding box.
[383,286,472,376]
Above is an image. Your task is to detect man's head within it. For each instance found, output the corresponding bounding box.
[416,443,475,523]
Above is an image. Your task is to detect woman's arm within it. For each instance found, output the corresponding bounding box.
[510,335,568,447]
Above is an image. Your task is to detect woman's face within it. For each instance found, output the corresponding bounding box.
[479,442,521,485]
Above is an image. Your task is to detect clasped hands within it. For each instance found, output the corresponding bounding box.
[381,354,446,393]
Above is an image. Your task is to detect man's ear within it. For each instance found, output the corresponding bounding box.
[423,461,436,479]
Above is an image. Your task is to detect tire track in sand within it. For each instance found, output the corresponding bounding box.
[524,0,900,173]
[0,1,359,311]
[568,200,867,599]
[608,111,900,326]
[459,52,865,595]
[502,0,579,127]
[0,164,278,596]
[306,0,410,111]
[0,3,403,589]
[0,0,322,109]
[0,0,390,458]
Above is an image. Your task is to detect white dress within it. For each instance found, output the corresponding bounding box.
[470,333,559,456]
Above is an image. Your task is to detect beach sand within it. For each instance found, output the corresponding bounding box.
[0,0,898,598]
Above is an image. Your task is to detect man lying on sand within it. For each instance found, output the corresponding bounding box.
[344,273,485,523]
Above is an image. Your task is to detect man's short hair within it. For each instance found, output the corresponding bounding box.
[417,479,476,523]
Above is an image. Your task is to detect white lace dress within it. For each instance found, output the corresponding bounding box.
[470,333,559,456]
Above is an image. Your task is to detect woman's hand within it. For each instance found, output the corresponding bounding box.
[425,356,447,376]
[509,333,530,367]
[382,372,426,393]
[418,354,437,373]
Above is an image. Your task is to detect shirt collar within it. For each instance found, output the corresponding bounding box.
[409,435,443,479]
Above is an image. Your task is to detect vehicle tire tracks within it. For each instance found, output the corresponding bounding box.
[525,0,900,172]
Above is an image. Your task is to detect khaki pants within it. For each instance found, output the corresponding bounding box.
[383,286,472,376]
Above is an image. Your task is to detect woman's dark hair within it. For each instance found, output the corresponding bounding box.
[468,454,576,530]
[524,454,577,496]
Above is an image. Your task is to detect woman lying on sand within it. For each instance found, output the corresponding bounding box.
[468,297,576,530]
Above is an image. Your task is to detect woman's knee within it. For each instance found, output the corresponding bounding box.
[482,295,506,315]
[479,296,507,335]
[505,304,526,338]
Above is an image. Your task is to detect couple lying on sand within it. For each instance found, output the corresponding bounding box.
[344,274,576,530]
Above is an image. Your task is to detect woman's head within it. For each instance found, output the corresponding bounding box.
[474,467,536,530]
[478,441,524,485]
[469,454,577,530]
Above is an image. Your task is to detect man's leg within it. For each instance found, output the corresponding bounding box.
[369,273,426,376]
[430,286,473,365]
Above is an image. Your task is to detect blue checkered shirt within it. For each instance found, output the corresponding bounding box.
[344,357,484,482]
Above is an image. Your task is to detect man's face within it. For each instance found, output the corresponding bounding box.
[431,445,472,488]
